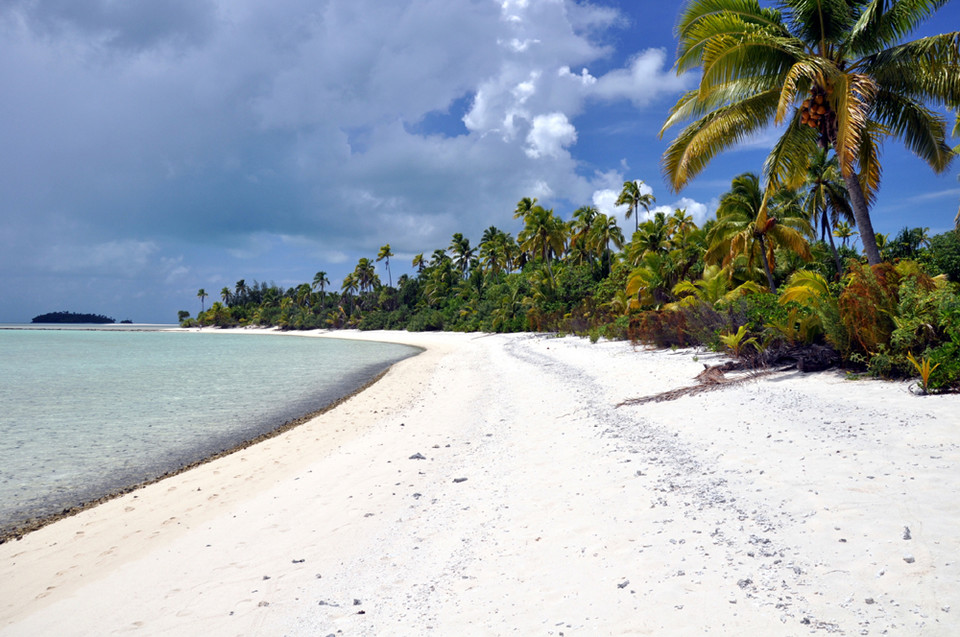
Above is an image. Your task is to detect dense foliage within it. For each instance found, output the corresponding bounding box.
[182,182,960,392]
[32,311,115,324]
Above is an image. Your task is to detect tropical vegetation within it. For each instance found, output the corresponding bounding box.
[181,2,960,392]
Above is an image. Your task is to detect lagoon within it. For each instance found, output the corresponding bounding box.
[0,328,418,537]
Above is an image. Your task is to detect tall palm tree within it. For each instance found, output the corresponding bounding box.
[616,180,656,233]
[662,0,959,266]
[706,173,812,292]
[376,244,394,287]
[804,149,854,275]
[220,287,231,305]
[197,288,208,314]
[312,271,330,295]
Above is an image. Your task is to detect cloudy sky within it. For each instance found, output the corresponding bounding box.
[2,0,958,323]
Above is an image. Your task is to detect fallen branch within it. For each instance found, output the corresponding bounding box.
[616,363,789,407]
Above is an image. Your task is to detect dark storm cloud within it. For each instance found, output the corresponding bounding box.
[2,0,217,50]
[0,0,696,322]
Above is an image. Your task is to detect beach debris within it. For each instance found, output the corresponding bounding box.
[737,578,753,589]
[903,526,912,540]
[865,598,875,605]
[904,555,916,564]
[453,477,468,483]
[292,558,305,564]
[617,580,629,589]
[616,363,783,406]
[409,452,426,460]
[353,598,362,606]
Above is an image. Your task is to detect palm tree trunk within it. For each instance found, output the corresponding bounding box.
[842,172,881,265]
[758,235,776,292]
[822,214,844,277]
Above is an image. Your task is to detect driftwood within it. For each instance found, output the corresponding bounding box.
[616,363,787,407]
[616,343,840,407]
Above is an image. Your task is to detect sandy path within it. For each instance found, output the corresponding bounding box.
[1,331,957,635]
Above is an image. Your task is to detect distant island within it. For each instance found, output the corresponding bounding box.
[31,311,116,324]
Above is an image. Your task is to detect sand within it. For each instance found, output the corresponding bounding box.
[1,330,958,636]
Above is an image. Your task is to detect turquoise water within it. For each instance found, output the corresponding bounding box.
[0,328,419,535]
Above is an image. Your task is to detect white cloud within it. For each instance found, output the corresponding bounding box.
[525,112,577,158]
[591,49,691,105]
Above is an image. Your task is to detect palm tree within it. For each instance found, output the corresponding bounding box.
[312,271,330,295]
[803,149,854,275]
[448,233,475,278]
[412,253,425,275]
[220,287,231,305]
[569,206,600,267]
[513,196,538,220]
[833,220,858,248]
[197,288,208,314]
[662,0,959,266]
[587,213,625,277]
[376,244,394,287]
[517,204,567,269]
[341,272,359,296]
[626,212,671,263]
[706,173,812,292]
[667,208,695,249]
[296,283,312,308]
[479,226,515,275]
[234,279,247,305]
[353,258,378,293]
[670,264,765,309]
[616,180,656,233]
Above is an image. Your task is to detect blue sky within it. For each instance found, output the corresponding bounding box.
[1,0,958,323]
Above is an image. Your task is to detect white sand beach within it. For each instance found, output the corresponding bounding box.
[1,330,958,636]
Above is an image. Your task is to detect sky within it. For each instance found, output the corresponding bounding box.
[1,0,958,324]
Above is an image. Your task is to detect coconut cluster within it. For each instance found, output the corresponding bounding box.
[799,83,834,132]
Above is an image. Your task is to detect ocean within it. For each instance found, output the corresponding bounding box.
[0,327,419,537]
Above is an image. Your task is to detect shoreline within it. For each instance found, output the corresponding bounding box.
[2,331,958,635]
[0,327,422,544]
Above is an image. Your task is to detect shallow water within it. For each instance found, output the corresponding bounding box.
[0,329,418,533]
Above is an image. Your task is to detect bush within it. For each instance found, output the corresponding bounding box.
[924,231,960,282]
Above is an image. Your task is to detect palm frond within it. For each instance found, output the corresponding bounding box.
[662,90,781,191]
[850,0,952,55]
[865,33,960,104]
[873,89,954,173]
[833,72,878,177]
[763,110,820,189]
[677,0,788,74]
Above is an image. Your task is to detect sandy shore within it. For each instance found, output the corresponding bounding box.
[1,330,958,635]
